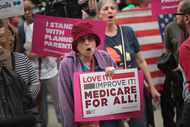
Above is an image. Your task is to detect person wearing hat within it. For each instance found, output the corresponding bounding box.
[56,22,118,127]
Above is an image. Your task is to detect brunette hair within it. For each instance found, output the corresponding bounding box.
[0,19,17,51]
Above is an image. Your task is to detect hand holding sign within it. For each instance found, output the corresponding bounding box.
[74,68,144,122]
[105,66,115,77]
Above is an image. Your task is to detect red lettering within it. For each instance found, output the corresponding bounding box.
[131,86,136,93]
[83,75,104,83]
[82,77,88,83]
[83,77,88,83]
[91,76,97,82]
[87,77,92,82]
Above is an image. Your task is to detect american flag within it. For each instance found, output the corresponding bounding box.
[116,8,166,89]
[158,14,176,40]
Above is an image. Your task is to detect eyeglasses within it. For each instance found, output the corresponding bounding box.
[174,13,186,15]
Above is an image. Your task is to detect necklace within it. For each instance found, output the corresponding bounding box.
[106,25,118,37]
[80,56,95,72]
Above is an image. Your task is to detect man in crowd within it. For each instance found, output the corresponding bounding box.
[160,11,184,127]
[176,0,190,127]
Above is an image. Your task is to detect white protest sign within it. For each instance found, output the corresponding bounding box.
[0,0,24,19]
[79,68,141,118]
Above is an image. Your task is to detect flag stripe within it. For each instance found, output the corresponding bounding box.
[148,64,160,73]
[142,49,163,59]
[152,77,165,85]
[138,35,162,45]
[150,71,164,78]
[123,22,160,31]
[117,9,152,19]
[135,29,161,37]
[140,43,164,51]
[145,57,160,65]
[117,16,156,24]
[155,85,164,92]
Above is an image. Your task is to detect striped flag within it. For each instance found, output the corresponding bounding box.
[116,8,165,89]
[158,14,176,39]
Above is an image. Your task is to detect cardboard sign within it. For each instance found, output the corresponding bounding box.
[32,15,106,57]
[74,68,144,122]
[151,0,180,16]
[0,0,24,19]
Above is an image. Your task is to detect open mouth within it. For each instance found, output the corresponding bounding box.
[108,16,114,19]
[86,48,91,51]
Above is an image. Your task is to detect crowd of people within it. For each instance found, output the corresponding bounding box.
[0,0,190,127]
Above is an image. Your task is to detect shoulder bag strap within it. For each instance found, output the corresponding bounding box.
[11,52,15,71]
[119,26,127,69]
[38,57,42,79]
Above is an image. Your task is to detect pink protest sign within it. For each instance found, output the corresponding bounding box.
[74,69,144,122]
[32,15,106,57]
[151,0,180,16]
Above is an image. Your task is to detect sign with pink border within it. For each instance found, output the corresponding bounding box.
[32,15,106,57]
[152,0,180,16]
[74,69,144,122]
[0,0,24,19]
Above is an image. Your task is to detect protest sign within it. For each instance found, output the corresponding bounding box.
[32,15,106,57]
[0,0,24,19]
[74,68,144,122]
[151,0,180,16]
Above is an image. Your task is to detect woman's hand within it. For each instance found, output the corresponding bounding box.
[27,52,38,59]
[105,66,115,77]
